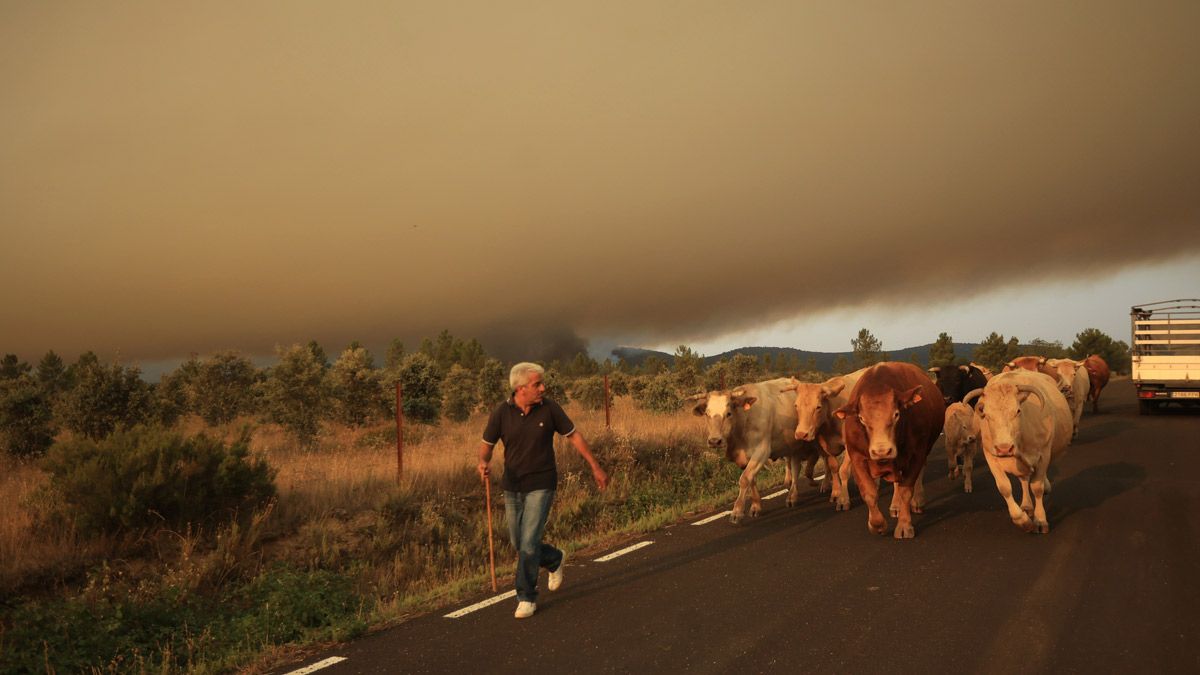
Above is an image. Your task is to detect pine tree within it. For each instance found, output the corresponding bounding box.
[476,358,508,410]
[192,351,259,426]
[851,328,884,367]
[442,364,478,422]
[928,332,956,368]
[330,346,384,427]
[262,344,329,445]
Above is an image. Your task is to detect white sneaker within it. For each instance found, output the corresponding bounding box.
[514,601,536,619]
[548,555,565,592]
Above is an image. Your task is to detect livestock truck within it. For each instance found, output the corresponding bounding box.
[1131,299,1200,414]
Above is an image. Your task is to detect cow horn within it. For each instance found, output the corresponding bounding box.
[778,384,798,393]
[928,366,941,374]
[1015,384,1045,409]
[962,388,985,408]
[731,389,747,397]
[685,392,708,402]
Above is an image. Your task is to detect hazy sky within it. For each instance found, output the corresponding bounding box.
[3,1,1199,367]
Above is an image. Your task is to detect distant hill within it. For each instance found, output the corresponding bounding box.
[610,344,983,373]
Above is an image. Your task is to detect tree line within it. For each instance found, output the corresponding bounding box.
[0,326,1130,458]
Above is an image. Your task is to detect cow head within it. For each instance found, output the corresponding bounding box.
[691,390,757,465]
[781,376,845,442]
[835,385,923,461]
[1045,359,1079,404]
[929,364,976,405]
[976,382,1044,458]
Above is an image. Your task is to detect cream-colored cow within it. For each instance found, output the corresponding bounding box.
[1046,358,1091,438]
[970,369,1073,534]
[779,367,870,511]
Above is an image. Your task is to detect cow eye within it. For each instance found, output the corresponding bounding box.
[857,415,866,425]
[725,411,732,418]
[892,411,900,421]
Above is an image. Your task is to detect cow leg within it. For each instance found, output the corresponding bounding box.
[850,458,886,535]
[786,454,803,507]
[982,452,1034,531]
[821,440,850,511]
[751,481,763,517]
[1030,475,1050,534]
[963,444,975,494]
[893,483,915,539]
[1018,476,1033,516]
[889,483,901,518]
[910,465,927,514]
[730,459,763,524]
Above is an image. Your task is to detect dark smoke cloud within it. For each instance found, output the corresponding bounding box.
[2,2,1199,363]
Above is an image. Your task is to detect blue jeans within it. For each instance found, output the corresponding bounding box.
[504,489,562,602]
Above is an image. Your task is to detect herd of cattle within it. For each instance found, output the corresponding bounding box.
[688,355,1111,538]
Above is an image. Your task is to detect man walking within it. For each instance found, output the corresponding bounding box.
[478,362,609,619]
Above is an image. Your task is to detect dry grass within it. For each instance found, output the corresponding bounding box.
[0,396,710,598]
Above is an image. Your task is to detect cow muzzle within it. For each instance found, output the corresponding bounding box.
[868,445,897,461]
[707,437,725,448]
[794,429,816,442]
[992,442,1015,457]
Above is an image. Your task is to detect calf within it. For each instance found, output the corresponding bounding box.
[943,399,981,492]
[691,378,822,524]
[974,369,1073,534]
[834,362,945,539]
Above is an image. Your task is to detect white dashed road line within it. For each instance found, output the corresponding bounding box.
[443,590,518,618]
[593,540,654,562]
[691,511,733,525]
[284,656,347,674]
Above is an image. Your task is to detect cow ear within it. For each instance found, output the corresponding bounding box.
[738,396,758,411]
[958,365,969,373]
[899,385,923,409]
[822,377,845,398]
[833,403,854,420]
[928,366,940,374]
[692,401,707,417]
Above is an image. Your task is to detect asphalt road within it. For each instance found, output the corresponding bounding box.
[278,378,1200,674]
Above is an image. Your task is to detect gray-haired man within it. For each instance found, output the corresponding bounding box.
[477,362,609,619]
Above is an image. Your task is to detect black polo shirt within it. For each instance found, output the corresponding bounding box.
[482,397,576,492]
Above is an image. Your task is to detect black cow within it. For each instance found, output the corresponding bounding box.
[928,364,988,406]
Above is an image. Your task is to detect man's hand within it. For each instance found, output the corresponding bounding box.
[592,466,609,491]
[478,460,490,480]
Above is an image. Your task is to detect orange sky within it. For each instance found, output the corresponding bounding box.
[3,1,1199,363]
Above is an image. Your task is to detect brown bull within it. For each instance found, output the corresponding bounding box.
[1083,355,1111,413]
[834,362,945,539]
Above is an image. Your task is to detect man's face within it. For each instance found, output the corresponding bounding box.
[517,372,546,404]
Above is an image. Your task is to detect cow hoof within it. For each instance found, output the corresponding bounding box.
[868,517,887,535]
[1035,520,1050,534]
[729,513,743,525]
[786,497,798,508]
[750,506,762,518]
[1015,514,1035,532]
[893,524,915,539]
[835,500,850,512]
[964,485,973,494]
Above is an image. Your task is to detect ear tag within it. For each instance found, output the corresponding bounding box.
[743,403,752,411]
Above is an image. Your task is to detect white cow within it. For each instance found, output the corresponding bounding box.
[690,379,823,523]
[970,369,1073,534]
[1046,358,1091,438]
[943,400,981,492]
[779,367,871,511]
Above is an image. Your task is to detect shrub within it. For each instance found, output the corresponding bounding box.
[38,427,276,536]
[571,375,609,411]
[442,364,478,422]
[476,358,508,411]
[388,353,442,424]
[261,344,329,445]
[58,353,151,440]
[192,351,259,426]
[633,372,684,414]
[0,375,57,457]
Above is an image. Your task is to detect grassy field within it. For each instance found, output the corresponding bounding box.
[0,397,786,673]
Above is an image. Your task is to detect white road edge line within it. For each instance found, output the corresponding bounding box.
[594,541,654,562]
[444,590,517,619]
[763,489,788,500]
[692,510,732,525]
[284,656,347,674]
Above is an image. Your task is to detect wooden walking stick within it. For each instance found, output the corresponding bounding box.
[484,475,497,592]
